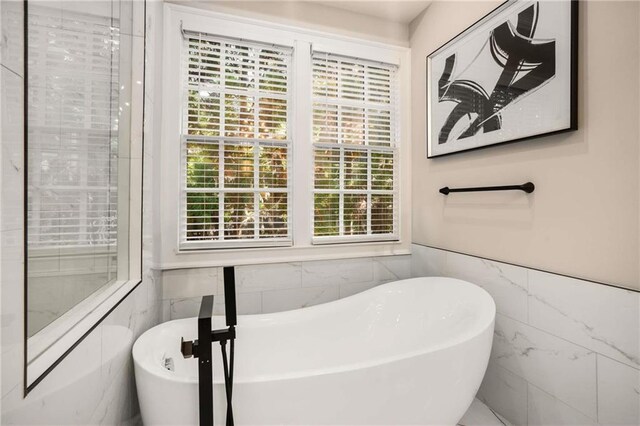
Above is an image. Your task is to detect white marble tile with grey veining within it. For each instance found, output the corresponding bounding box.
[169,291,263,319]
[410,244,446,277]
[214,292,262,316]
[145,269,163,313]
[161,299,171,323]
[162,267,220,300]
[596,354,640,425]
[0,13,25,404]
[262,285,339,314]
[1,229,24,400]
[492,313,597,419]
[0,0,23,76]
[234,262,302,293]
[133,279,159,340]
[90,346,137,425]
[445,252,528,323]
[528,270,640,369]
[99,281,149,388]
[1,66,23,232]
[301,258,373,287]
[527,384,596,426]
[477,361,528,426]
[169,297,204,320]
[100,324,135,399]
[2,325,104,425]
[373,255,412,282]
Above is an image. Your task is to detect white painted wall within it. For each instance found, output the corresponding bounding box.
[410,1,640,290]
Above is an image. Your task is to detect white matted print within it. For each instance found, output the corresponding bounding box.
[426,0,577,158]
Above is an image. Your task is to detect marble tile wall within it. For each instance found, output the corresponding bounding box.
[411,244,640,426]
[1,1,163,424]
[161,255,413,320]
[1,0,27,416]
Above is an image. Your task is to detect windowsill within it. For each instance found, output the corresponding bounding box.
[160,239,411,270]
[26,277,141,388]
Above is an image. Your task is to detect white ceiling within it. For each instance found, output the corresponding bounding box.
[184,1,433,25]
[313,1,432,24]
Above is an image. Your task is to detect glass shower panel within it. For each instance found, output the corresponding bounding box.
[26,0,134,338]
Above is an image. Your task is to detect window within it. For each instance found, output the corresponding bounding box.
[162,5,409,265]
[312,52,398,242]
[181,32,293,249]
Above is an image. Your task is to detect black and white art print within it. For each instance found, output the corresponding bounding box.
[426,0,578,158]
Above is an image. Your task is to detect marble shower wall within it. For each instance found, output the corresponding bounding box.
[411,244,640,426]
[161,255,413,320]
[1,1,163,424]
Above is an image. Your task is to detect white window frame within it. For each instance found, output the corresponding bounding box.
[160,4,411,269]
[179,33,294,250]
[311,52,400,244]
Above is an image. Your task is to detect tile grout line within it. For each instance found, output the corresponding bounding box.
[528,382,598,423]
[1,63,22,79]
[427,244,640,370]
[495,311,639,371]
[492,314,598,420]
[487,406,508,426]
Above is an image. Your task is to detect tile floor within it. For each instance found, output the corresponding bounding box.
[459,398,512,426]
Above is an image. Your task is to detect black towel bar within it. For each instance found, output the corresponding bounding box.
[439,182,535,195]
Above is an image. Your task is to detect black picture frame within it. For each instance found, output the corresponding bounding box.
[426,0,578,158]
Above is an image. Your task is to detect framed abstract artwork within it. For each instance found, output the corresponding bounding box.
[426,0,578,158]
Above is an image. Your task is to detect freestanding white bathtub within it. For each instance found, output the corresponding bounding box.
[133,277,495,425]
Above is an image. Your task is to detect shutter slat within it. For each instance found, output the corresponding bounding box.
[312,52,399,241]
[181,32,292,248]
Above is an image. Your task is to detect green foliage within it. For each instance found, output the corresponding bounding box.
[184,39,395,241]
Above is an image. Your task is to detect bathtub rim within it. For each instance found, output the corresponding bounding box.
[133,277,496,385]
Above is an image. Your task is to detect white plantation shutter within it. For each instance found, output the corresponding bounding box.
[312,52,399,242]
[181,32,292,249]
[27,7,119,248]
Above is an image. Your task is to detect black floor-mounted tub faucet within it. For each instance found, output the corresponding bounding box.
[180,266,237,426]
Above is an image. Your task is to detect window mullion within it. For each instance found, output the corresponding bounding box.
[293,40,313,246]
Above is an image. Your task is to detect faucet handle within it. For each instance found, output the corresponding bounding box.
[180,337,198,359]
